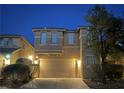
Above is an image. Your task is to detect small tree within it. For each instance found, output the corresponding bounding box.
[1,64,31,88]
[16,58,32,66]
[16,58,34,77]
[1,58,33,88]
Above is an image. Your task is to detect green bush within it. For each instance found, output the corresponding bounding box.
[87,64,103,81]
[16,58,32,66]
[16,58,34,76]
[1,64,31,88]
[104,64,123,80]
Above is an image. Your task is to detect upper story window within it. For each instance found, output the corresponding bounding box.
[86,32,93,48]
[7,38,16,47]
[68,33,74,44]
[51,32,57,44]
[41,32,46,45]
[0,38,4,47]
[0,38,18,47]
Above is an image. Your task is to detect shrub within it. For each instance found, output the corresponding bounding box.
[86,64,103,81]
[104,64,123,80]
[16,58,33,74]
[16,58,32,66]
[1,64,31,88]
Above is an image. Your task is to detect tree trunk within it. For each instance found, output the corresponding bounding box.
[100,32,107,83]
[101,56,106,84]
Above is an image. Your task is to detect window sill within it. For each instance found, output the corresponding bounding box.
[49,44,58,46]
[40,44,46,46]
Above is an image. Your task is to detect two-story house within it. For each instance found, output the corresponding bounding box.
[33,27,98,78]
[33,28,81,78]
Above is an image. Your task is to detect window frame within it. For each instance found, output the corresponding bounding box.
[86,32,93,48]
[0,38,4,47]
[40,32,47,45]
[86,55,95,64]
[51,32,57,44]
[67,33,74,44]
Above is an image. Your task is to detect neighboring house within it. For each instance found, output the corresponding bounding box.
[0,35,35,71]
[33,27,98,78]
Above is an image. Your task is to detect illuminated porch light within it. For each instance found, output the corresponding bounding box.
[36,56,38,59]
[5,54,10,59]
[77,60,81,67]
[4,59,10,65]
[28,55,33,61]
[34,60,38,64]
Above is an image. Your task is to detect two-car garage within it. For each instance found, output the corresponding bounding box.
[39,58,81,78]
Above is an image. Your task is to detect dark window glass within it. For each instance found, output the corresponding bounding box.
[0,38,3,46]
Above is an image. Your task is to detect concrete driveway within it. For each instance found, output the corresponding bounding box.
[21,78,89,89]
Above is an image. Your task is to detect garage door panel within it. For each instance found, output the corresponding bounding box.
[40,59,76,78]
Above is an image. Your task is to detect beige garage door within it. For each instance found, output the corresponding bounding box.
[40,58,76,78]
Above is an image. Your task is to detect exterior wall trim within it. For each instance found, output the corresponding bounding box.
[63,46,80,48]
[35,50,63,52]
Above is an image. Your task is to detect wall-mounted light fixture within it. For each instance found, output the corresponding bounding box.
[28,55,33,61]
[34,60,38,64]
[5,54,10,59]
[4,59,10,65]
[36,56,38,59]
[4,54,11,66]
[77,60,81,67]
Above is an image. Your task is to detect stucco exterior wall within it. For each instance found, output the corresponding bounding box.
[10,49,20,64]
[33,29,80,59]
[80,28,101,80]
[12,38,34,64]
[0,55,4,75]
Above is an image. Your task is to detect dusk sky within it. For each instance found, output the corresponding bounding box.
[0,4,124,45]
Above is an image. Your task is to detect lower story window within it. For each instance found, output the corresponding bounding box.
[86,55,95,64]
